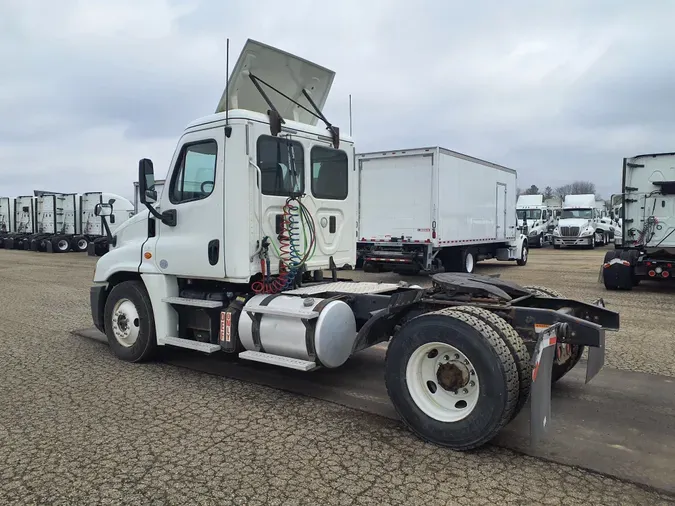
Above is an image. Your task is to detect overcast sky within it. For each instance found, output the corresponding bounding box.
[1,0,673,202]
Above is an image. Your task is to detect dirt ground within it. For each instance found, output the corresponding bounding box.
[0,247,674,505]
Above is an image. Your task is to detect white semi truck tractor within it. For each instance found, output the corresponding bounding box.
[602,152,675,289]
[88,39,619,450]
[552,194,603,249]
[516,194,555,248]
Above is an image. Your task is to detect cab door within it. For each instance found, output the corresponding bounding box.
[152,129,226,279]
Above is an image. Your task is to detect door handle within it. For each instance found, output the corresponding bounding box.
[329,216,336,234]
[208,239,219,266]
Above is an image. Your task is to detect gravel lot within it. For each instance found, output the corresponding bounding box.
[1,247,674,505]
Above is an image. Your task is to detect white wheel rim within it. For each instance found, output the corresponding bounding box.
[522,246,528,262]
[111,298,141,347]
[58,240,69,251]
[406,342,480,422]
[465,253,474,273]
[78,239,87,250]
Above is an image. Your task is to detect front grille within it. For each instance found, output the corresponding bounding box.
[560,226,579,237]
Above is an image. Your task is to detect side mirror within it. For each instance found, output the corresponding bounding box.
[268,109,284,136]
[139,158,157,204]
[94,203,113,217]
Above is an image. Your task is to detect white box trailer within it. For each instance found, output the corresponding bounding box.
[603,152,675,289]
[3,196,36,250]
[133,179,165,214]
[356,147,528,274]
[81,192,135,256]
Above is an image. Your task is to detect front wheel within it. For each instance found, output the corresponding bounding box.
[103,280,157,362]
[385,309,519,450]
[516,242,528,266]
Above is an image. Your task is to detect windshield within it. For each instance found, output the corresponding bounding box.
[516,209,542,220]
[561,208,593,219]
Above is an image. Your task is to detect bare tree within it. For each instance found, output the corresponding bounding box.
[555,181,596,198]
[524,184,540,195]
[544,186,553,199]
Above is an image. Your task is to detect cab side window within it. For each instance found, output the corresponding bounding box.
[169,140,218,204]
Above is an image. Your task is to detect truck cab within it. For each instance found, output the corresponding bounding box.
[552,194,600,249]
[516,194,554,248]
[91,39,356,354]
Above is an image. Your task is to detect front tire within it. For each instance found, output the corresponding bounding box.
[516,242,528,266]
[385,309,518,450]
[103,280,157,362]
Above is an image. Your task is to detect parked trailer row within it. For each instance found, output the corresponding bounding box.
[0,192,134,255]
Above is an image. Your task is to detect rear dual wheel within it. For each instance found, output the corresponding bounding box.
[522,285,583,383]
[386,306,528,450]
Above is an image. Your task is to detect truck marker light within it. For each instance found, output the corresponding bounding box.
[649,270,656,277]
[144,252,152,260]
[663,271,670,278]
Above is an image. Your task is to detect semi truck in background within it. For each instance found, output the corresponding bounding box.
[2,196,36,249]
[516,194,556,248]
[0,192,134,254]
[81,192,135,256]
[603,152,675,289]
[26,193,80,253]
[356,147,529,275]
[552,194,606,249]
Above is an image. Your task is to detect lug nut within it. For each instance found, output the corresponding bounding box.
[454,354,459,359]
[463,388,469,394]
[470,381,475,387]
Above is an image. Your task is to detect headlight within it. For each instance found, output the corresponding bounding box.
[529,230,538,236]
[553,228,561,236]
[580,228,593,237]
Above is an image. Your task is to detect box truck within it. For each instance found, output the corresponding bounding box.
[3,196,36,249]
[86,38,619,452]
[602,152,675,289]
[0,197,14,247]
[516,194,556,248]
[356,147,528,274]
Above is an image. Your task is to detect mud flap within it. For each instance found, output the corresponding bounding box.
[529,323,561,447]
[585,298,607,384]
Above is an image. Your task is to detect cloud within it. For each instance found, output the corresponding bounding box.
[1,0,674,202]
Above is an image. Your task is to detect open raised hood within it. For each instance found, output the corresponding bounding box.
[215,39,335,127]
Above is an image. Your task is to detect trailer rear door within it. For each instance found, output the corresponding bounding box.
[359,153,434,242]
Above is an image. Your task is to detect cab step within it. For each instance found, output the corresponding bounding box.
[162,296,223,309]
[238,350,317,371]
[162,336,221,353]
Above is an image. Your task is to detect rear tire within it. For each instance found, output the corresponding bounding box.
[385,308,518,450]
[103,280,157,363]
[446,306,531,422]
[71,235,89,252]
[52,236,71,253]
[522,285,583,383]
